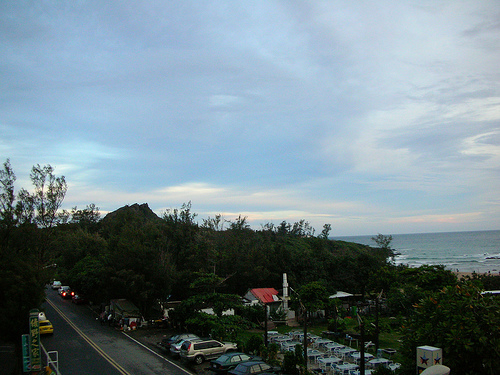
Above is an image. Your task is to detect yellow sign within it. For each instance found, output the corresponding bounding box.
[29,309,42,371]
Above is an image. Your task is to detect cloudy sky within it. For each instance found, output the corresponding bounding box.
[1,1,499,236]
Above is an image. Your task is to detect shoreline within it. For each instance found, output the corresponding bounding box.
[453,271,499,279]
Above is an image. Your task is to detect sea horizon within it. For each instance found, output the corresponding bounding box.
[333,229,500,274]
[334,228,500,239]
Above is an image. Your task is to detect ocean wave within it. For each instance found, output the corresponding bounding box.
[352,230,500,273]
[485,253,500,260]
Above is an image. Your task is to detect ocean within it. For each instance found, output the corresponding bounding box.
[333,230,500,274]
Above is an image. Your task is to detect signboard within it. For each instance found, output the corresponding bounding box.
[22,334,31,372]
[417,345,442,374]
[29,309,42,372]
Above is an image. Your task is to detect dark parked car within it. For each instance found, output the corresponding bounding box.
[72,293,87,304]
[228,361,281,375]
[209,352,261,373]
[158,333,199,352]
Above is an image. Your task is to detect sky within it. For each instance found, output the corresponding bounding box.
[1,1,499,236]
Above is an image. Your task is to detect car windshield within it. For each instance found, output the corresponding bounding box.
[217,354,231,362]
[40,321,51,326]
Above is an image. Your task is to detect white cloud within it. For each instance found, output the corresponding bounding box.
[2,1,500,235]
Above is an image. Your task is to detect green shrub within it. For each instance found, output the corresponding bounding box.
[246,334,264,355]
[328,317,347,332]
[372,366,393,375]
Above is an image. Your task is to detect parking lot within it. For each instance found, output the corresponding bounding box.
[126,328,213,374]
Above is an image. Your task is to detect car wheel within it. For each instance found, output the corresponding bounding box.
[194,355,204,365]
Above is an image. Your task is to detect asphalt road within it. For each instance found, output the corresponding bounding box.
[42,288,194,375]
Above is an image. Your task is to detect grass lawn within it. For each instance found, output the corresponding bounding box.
[240,317,403,363]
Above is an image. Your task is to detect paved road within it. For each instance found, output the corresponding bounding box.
[42,288,193,375]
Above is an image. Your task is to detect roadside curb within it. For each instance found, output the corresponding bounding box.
[121,332,194,375]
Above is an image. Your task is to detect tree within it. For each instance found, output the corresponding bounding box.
[163,201,197,226]
[276,221,291,236]
[290,219,315,237]
[162,201,199,267]
[400,281,500,375]
[201,214,225,231]
[282,345,303,375]
[171,273,245,338]
[318,223,332,239]
[229,215,250,231]
[371,233,393,250]
[17,164,67,228]
[0,159,16,230]
[0,253,46,339]
[0,161,69,340]
[70,204,101,227]
[385,265,457,316]
[68,254,109,303]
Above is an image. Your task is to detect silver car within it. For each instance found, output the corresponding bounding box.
[180,339,238,365]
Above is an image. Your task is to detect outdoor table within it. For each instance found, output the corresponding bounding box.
[337,347,356,356]
[281,341,301,352]
[334,363,358,374]
[307,349,323,361]
[288,331,303,340]
[317,356,342,369]
[273,336,292,344]
[350,370,373,375]
[388,362,401,371]
[269,335,286,343]
[368,358,391,367]
[351,351,375,361]
[314,338,333,348]
[325,342,345,352]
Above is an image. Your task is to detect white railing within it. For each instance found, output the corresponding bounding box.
[41,342,60,375]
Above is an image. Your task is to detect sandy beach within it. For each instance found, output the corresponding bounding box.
[454,271,499,279]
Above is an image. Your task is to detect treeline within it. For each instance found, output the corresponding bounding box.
[0,160,391,340]
[54,202,392,316]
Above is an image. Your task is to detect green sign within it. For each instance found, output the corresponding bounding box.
[22,334,31,372]
[29,309,42,372]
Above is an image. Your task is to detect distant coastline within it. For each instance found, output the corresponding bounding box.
[334,230,500,274]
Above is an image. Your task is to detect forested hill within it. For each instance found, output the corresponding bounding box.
[51,203,391,311]
[1,201,392,339]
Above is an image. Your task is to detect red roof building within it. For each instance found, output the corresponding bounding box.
[244,288,280,304]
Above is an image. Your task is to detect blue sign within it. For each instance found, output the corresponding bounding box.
[22,334,31,372]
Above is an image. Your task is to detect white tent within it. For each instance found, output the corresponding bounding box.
[329,291,354,299]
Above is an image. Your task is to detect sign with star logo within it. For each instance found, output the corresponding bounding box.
[417,345,443,373]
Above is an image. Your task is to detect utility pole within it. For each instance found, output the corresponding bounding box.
[303,309,308,369]
[375,290,383,355]
[264,303,268,347]
[357,314,365,375]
